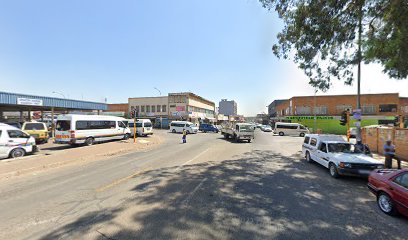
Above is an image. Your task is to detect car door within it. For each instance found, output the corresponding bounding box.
[118,121,127,137]
[391,173,408,216]
[316,142,330,168]
[0,130,8,158]
[7,129,31,146]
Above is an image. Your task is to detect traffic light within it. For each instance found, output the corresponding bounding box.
[340,111,348,126]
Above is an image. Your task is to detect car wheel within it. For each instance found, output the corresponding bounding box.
[187,131,190,134]
[300,133,305,137]
[84,137,94,146]
[248,139,251,143]
[123,133,130,140]
[203,131,207,133]
[329,163,340,178]
[377,192,398,216]
[279,132,284,136]
[306,152,313,163]
[10,148,25,158]
[172,129,176,133]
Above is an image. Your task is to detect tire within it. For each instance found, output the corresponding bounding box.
[305,152,313,163]
[234,135,238,142]
[10,148,25,158]
[187,130,190,134]
[377,192,398,216]
[300,133,305,137]
[84,137,94,146]
[172,129,176,133]
[123,133,130,140]
[329,163,340,178]
[279,132,284,136]
[248,139,251,143]
[223,134,228,139]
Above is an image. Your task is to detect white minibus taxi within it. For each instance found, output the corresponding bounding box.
[55,114,131,146]
[274,122,309,137]
[127,119,153,137]
[0,123,37,159]
[169,121,198,134]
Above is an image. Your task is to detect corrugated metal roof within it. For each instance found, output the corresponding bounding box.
[0,91,107,110]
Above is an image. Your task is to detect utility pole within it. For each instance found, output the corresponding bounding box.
[314,88,317,133]
[356,3,363,142]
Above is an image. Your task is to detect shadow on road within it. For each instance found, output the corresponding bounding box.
[39,150,408,240]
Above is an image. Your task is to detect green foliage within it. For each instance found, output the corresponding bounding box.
[259,0,408,91]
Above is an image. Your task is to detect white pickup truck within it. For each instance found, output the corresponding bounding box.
[221,123,254,143]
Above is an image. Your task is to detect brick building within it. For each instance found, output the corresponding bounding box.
[272,93,408,117]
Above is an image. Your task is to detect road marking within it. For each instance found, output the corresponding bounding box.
[95,168,150,192]
[182,177,207,206]
[177,148,210,169]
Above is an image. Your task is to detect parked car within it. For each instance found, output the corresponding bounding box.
[21,121,49,144]
[199,123,219,133]
[0,123,37,159]
[169,121,198,134]
[3,122,22,129]
[302,134,383,178]
[260,125,273,132]
[368,169,408,217]
[274,122,309,137]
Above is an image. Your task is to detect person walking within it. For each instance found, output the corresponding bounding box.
[383,140,401,169]
[182,129,187,144]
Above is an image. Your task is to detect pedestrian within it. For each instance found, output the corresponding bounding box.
[182,129,187,144]
[383,140,401,169]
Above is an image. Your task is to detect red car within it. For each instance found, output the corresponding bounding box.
[368,169,408,217]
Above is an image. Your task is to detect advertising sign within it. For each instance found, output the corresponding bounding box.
[17,98,43,106]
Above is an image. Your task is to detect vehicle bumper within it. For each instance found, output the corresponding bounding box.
[237,136,253,140]
[367,183,378,195]
[337,168,374,177]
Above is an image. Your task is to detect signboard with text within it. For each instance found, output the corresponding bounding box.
[17,98,43,106]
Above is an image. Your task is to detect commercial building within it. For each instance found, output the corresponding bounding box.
[219,99,237,116]
[169,92,215,123]
[128,96,169,118]
[104,103,129,117]
[268,99,288,117]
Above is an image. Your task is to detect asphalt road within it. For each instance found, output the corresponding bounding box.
[0,130,407,240]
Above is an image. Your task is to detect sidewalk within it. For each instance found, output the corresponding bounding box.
[371,153,408,168]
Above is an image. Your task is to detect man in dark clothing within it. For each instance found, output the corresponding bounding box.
[384,140,400,169]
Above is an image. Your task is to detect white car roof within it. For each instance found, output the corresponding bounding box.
[305,134,345,142]
[0,123,21,130]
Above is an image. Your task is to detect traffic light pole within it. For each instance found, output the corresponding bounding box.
[133,114,137,143]
[356,5,362,142]
[346,110,350,142]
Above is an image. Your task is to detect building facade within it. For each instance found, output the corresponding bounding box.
[273,93,408,117]
[169,92,215,123]
[128,96,169,118]
[218,99,237,116]
[268,99,288,117]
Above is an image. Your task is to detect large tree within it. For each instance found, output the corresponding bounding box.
[259,0,408,91]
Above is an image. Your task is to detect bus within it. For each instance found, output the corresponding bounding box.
[55,114,131,146]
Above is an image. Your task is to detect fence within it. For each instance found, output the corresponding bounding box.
[362,127,408,161]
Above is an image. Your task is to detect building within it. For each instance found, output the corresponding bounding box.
[218,99,237,116]
[128,96,169,118]
[268,99,288,117]
[273,93,408,117]
[104,103,129,117]
[169,92,215,123]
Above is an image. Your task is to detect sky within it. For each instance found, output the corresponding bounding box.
[1,0,407,116]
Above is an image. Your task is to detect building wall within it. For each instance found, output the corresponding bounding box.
[128,96,169,117]
[219,100,237,116]
[107,103,128,112]
[400,98,408,114]
[274,93,401,117]
[275,100,290,117]
[169,93,215,120]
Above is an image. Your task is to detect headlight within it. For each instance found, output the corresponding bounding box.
[377,165,383,169]
[339,162,352,168]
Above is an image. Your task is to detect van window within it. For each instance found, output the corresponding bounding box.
[300,125,306,130]
[304,136,310,144]
[319,143,327,152]
[136,123,143,128]
[310,138,317,146]
[144,122,152,127]
[56,121,71,131]
[8,130,29,138]
[76,121,116,130]
[118,121,126,128]
[24,123,45,130]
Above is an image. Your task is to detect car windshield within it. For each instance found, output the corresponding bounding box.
[328,143,356,153]
[240,125,254,132]
[24,123,45,130]
[188,124,196,127]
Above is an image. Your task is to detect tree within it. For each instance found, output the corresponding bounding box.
[259,0,408,91]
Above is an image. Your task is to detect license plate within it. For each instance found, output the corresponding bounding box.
[358,170,371,175]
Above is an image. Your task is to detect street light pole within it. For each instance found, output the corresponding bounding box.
[356,6,363,142]
[52,91,66,99]
[314,88,317,133]
[154,87,163,129]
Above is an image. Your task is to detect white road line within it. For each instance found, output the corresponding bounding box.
[182,177,207,206]
[177,148,210,169]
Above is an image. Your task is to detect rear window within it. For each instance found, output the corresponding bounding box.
[304,136,310,144]
[144,122,152,127]
[56,121,71,131]
[24,123,45,130]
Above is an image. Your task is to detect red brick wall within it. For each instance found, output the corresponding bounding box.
[107,103,128,112]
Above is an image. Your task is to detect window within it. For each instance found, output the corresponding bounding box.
[362,105,376,115]
[277,124,298,129]
[401,106,408,113]
[141,106,145,112]
[146,105,150,112]
[379,104,397,112]
[295,106,311,115]
[75,121,116,130]
[56,121,71,131]
[314,106,328,115]
[24,123,45,130]
[310,138,317,146]
[394,173,408,189]
[336,105,352,114]
[144,122,152,127]
[303,136,310,144]
[7,130,29,138]
[157,105,161,112]
[162,105,167,112]
[118,121,126,128]
[135,106,140,113]
[319,143,327,152]
[152,105,156,112]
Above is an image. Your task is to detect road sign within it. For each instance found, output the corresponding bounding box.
[353,109,362,120]
[355,121,361,127]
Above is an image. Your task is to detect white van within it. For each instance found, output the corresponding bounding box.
[55,114,131,146]
[127,119,153,137]
[0,123,37,159]
[169,121,198,134]
[274,122,309,137]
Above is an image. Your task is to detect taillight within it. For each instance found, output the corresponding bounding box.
[69,130,75,138]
